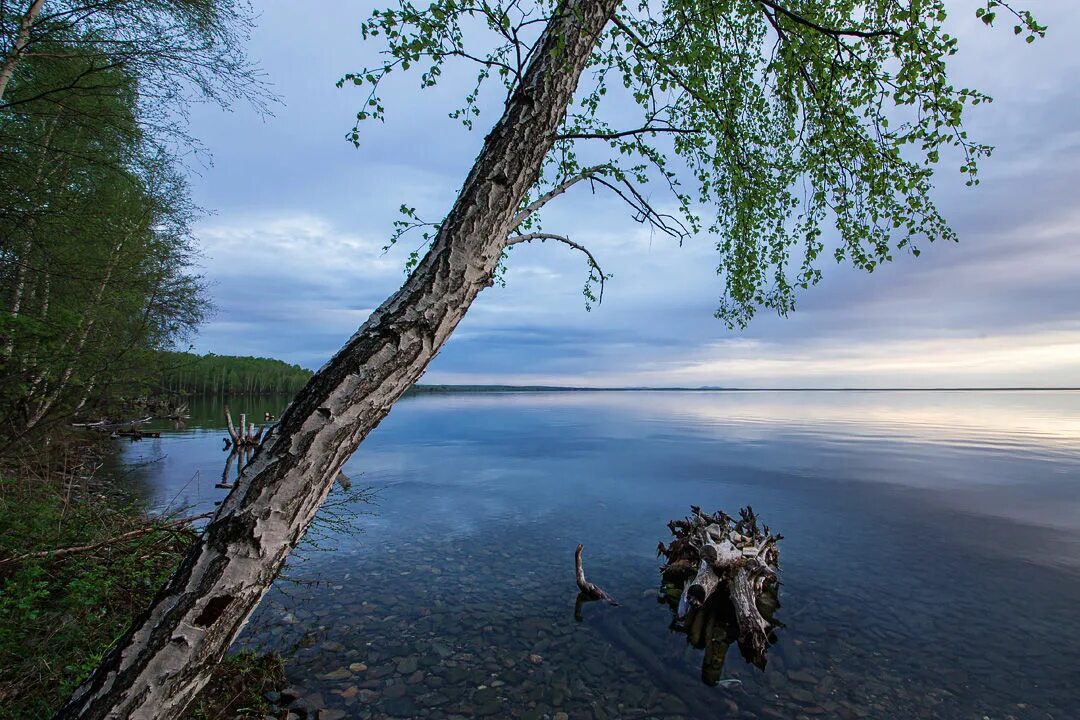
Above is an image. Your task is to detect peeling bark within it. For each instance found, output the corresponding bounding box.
[55,2,622,718]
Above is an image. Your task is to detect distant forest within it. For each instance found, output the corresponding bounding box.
[158,352,312,396]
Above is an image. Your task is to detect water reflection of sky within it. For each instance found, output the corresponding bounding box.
[114,390,1080,718]
[115,391,1080,570]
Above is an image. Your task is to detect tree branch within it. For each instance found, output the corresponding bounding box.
[506,231,608,304]
[0,512,212,569]
[588,174,690,242]
[512,164,609,228]
[554,126,700,141]
[753,0,901,40]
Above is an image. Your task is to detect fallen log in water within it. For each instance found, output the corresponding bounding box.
[115,429,161,439]
[72,416,153,429]
[658,505,782,670]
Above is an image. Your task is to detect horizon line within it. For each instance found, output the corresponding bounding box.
[410,384,1080,392]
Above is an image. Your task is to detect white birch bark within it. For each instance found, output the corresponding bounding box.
[55,2,622,718]
[0,0,45,102]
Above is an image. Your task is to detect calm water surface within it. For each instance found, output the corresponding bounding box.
[117,391,1080,720]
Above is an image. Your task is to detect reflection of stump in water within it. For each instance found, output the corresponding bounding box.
[216,446,253,489]
[658,506,782,683]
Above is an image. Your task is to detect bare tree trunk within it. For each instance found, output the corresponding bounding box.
[55,2,620,718]
[0,0,45,102]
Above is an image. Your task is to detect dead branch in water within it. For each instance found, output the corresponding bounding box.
[223,405,264,449]
[575,543,617,605]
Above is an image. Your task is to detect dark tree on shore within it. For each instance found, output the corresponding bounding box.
[57,1,1042,717]
[0,0,263,114]
[0,1,266,444]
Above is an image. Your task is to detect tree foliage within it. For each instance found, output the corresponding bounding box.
[0,0,265,143]
[157,352,312,396]
[0,2,264,443]
[343,0,1043,324]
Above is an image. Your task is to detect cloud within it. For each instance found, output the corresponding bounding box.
[190,213,403,365]
[641,330,1080,388]
[180,2,1080,387]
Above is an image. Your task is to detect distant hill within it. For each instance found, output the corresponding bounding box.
[158,352,312,396]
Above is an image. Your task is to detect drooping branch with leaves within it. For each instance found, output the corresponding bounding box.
[346,0,1043,320]
[58,1,1040,717]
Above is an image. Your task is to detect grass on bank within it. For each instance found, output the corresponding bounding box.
[0,441,283,719]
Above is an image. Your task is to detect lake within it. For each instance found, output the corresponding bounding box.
[116,390,1080,719]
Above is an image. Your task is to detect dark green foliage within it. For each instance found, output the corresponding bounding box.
[344,0,1042,324]
[158,352,313,396]
[0,471,195,718]
[0,52,207,440]
[0,450,285,719]
[0,2,264,443]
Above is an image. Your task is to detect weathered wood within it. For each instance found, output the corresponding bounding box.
[222,408,263,449]
[73,416,153,429]
[685,559,721,613]
[730,566,772,668]
[658,505,782,669]
[223,405,240,445]
[57,3,623,717]
[574,544,616,605]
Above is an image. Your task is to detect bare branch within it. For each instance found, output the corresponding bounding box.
[753,0,901,40]
[588,174,690,242]
[512,164,609,228]
[554,126,700,141]
[0,512,212,569]
[506,231,608,304]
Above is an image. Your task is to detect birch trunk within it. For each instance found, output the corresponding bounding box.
[3,113,59,359]
[25,238,125,431]
[0,0,45,102]
[55,2,621,718]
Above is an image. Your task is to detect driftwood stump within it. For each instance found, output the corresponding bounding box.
[658,506,782,674]
[223,405,264,450]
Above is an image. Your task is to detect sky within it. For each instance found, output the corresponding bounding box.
[180,2,1080,389]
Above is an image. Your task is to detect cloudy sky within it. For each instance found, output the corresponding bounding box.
[181,2,1080,388]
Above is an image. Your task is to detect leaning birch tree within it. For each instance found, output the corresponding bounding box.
[57,1,1042,717]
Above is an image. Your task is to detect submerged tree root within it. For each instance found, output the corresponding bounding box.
[658,506,782,673]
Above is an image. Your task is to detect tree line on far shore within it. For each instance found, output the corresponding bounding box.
[158,352,311,397]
